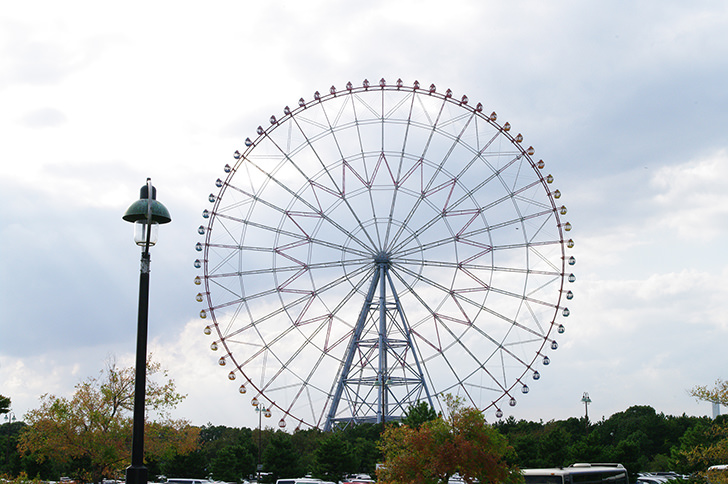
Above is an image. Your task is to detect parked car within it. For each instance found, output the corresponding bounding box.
[165,478,225,484]
[342,474,375,484]
[636,476,669,484]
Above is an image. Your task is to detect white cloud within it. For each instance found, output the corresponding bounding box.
[650,150,728,241]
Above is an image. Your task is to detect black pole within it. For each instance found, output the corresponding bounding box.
[257,407,262,483]
[126,191,154,484]
[126,248,150,484]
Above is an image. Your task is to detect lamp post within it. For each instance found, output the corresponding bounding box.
[123,178,171,484]
[581,392,592,425]
[252,398,271,483]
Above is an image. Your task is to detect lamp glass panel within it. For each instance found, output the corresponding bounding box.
[134,221,158,246]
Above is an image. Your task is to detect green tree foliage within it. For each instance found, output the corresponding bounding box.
[152,424,258,480]
[0,395,10,414]
[1,421,27,477]
[210,445,252,482]
[378,395,521,484]
[342,423,383,475]
[17,357,198,483]
[494,405,712,480]
[263,431,304,483]
[290,427,325,475]
[200,425,257,481]
[6,396,727,482]
[675,378,728,483]
[673,415,728,483]
[312,432,352,482]
[400,401,439,430]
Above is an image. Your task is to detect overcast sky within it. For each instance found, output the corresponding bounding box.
[2,1,728,431]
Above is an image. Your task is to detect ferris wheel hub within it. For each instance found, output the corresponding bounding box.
[374,251,391,265]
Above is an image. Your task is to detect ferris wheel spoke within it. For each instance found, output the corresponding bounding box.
[393,264,478,306]
[231,319,300,370]
[450,321,542,392]
[458,206,559,242]
[211,211,373,260]
[381,269,469,399]
[349,91,385,248]
[326,266,376,317]
[279,349,331,419]
[419,108,478,195]
[393,263,552,343]
[392,257,562,280]
[224,170,377,256]
[529,243,564,274]
[381,92,452,249]
[386,123,520,253]
[258,315,337,398]
[217,295,308,341]
[392,206,550,262]
[387,173,507,256]
[526,274,563,301]
[281,101,381,250]
[206,257,370,281]
[218,262,373,335]
[383,108,416,250]
[391,273,498,403]
[389,170,543,256]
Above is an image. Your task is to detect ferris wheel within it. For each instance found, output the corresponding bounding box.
[194,78,575,430]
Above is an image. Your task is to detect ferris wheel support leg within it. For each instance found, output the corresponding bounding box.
[324,268,380,431]
[377,263,388,425]
[385,270,435,411]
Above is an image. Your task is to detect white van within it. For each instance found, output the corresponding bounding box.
[275,479,325,484]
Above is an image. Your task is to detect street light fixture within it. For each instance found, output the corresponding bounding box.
[581,392,592,422]
[123,178,171,484]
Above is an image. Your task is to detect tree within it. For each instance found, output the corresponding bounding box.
[210,440,255,481]
[692,379,728,406]
[401,401,439,430]
[312,432,352,482]
[0,395,10,414]
[342,424,382,475]
[263,431,304,483]
[680,379,728,483]
[18,356,199,483]
[673,416,728,483]
[290,428,325,475]
[1,420,27,477]
[378,395,521,484]
[188,424,256,481]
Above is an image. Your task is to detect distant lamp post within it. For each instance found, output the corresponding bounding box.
[123,178,171,484]
[3,412,16,424]
[253,398,271,483]
[581,392,592,422]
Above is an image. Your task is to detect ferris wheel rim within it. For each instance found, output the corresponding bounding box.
[196,78,574,429]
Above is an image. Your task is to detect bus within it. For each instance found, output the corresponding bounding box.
[522,463,629,484]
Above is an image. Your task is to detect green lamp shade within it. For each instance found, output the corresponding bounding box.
[122,182,172,224]
[122,199,172,224]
